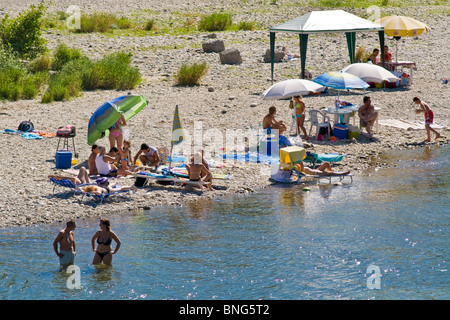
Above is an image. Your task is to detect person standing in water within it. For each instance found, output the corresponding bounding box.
[91,218,121,266]
[53,220,77,269]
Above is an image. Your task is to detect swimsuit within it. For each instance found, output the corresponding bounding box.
[96,233,112,260]
[59,250,75,266]
[425,110,434,125]
[295,103,305,118]
[110,131,122,138]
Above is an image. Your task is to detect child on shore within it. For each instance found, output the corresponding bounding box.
[413,97,441,142]
[118,139,134,176]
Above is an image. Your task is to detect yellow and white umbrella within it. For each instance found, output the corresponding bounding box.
[375,15,430,62]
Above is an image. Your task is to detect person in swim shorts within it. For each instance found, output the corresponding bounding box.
[413,97,441,142]
[91,218,121,266]
[293,95,309,140]
[185,152,213,191]
[53,220,77,269]
[262,106,285,135]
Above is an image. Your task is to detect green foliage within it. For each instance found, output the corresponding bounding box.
[144,19,155,31]
[0,1,47,60]
[29,53,53,72]
[237,21,256,31]
[83,52,141,90]
[198,12,232,32]
[75,12,133,33]
[52,43,85,71]
[42,51,141,103]
[0,48,47,100]
[176,62,209,86]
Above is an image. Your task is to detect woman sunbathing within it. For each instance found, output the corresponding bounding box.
[295,162,350,176]
[77,183,137,195]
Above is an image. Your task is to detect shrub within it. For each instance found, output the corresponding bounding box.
[75,12,132,33]
[83,52,141,90]
[0,1,47,59]
[52,43,85,71]
[237,21,256,31]
[144,19,155,31]
[198,12,232,32]
[176,62,209,86]
[29,53,52,72]
[0,48,45,100]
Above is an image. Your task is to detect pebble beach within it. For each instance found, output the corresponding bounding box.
[0,0,448,228]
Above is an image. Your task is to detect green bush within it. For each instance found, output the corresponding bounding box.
[176,62,209,86]
[237,21,256,31]
[0,48,45,100]
[83,52,141,90]
[198,12,232,32]
[0,1,47,59]
[76,12,132,33]
[52,43,85,71]
[29,53,52,72]
[144,19,155,31]
[42,52,141,102]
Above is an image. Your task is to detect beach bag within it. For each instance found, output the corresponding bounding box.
[18,120,34,132]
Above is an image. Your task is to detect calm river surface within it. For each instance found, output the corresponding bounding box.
[0,145,448,300]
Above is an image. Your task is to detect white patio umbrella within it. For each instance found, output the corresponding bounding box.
[341,63,400,83]
[262,79,324,100]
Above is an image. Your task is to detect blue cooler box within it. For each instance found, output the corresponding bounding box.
[333,124,349,140]
[55,151,72,169]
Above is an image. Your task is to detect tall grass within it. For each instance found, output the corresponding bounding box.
[52,43,85,71]
[41,51,141,103]
[176,62,209,86]
[198,12,233,32]
[75,13,133,33]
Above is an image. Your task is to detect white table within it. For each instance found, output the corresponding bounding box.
[322,106,381,132]
[321,107,356,125]
[385,61,416,85]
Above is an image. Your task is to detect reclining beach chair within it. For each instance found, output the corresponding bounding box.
[76,187,136,204]
[48,175,94,195]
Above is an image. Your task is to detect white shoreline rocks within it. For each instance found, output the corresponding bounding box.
[0,1,449,227]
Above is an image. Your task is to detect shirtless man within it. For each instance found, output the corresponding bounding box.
[185,152,213,191]
[263,106,286,134]
[358,96,378,139]
[53,220,77,269]
[88,144,100,175]
[413,97,441,142]
[295,161,350,176]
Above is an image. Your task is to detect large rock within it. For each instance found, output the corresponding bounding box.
[219,48,242,65]
[263,49,285,63]
[202,39,225,53]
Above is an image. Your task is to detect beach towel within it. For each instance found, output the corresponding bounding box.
[379,119,445,130]
[21,132,42,140]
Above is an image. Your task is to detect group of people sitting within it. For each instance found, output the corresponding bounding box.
[262,94,379,141]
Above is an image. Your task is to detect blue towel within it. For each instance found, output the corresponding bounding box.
[21,132,42,140]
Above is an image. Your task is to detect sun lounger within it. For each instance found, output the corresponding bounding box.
[292,170,353,184]
[48,176,94,195]
[76,187,136,204]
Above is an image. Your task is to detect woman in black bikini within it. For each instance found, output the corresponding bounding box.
[91,218,121,265]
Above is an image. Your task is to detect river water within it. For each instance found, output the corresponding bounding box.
[0,145,448,300]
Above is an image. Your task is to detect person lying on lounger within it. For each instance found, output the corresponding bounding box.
[49,167,90,185]
[185,152,213,191]
[295,162,350,176]
[77,184,137,196]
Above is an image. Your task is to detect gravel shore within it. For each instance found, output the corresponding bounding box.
[0,1,448,227]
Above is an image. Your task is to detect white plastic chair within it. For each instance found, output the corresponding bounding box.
[308,110,332,140]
